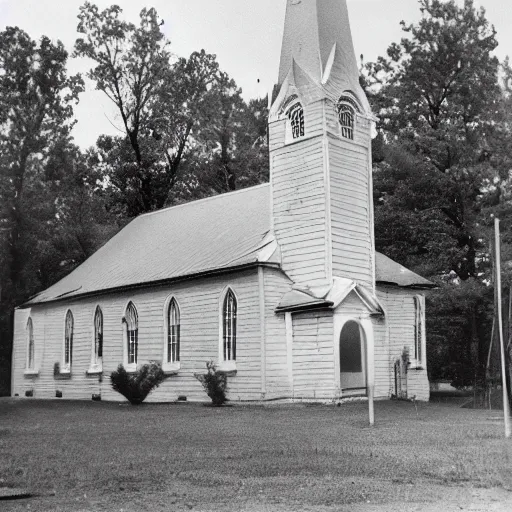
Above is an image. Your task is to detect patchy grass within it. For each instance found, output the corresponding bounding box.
[0,399,511,511]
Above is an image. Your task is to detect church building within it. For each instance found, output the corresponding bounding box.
[11,0,433,403]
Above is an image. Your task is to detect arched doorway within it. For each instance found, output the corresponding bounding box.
[339,320,366,393]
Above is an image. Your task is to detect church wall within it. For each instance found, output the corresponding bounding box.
[12,307,34,395]
[262,267,293,399]
[328,132,373,289]
[376,286,430,401]
[292,309,335,399]
[269,119,286,153]
[371,314,390,399]
[12,269,266,403]
[13,303,106,400]
[270,100,330,287]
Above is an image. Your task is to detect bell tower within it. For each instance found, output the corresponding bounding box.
[270,0,376,290]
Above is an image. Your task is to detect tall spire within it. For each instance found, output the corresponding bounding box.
[277,0,369,112]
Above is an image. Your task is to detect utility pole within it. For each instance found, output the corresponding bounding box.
[495,218,511,438]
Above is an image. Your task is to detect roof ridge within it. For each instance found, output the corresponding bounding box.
[139,183,270,219]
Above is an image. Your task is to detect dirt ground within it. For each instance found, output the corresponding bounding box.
[3,485,511,511]
[2,399,512,511]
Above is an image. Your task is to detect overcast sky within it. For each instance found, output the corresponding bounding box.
[1,0,510,148]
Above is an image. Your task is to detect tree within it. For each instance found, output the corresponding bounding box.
[0,27,85,394]
[364,0,511,387]
[77,4,269,215]
[75,2,171,214]
[167,92,270,204]
[365,0,502,280]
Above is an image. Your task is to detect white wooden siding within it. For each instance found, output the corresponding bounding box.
[262,267,294,399]
[376,286,429,401]
[328,136,373,288]
[269,119,286,152]
[292,310,335,398]
[271,133,329,286]
[12,270,264,403]
[371,314,389,399]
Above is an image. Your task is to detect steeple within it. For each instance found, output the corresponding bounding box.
[269,0,376,290]
[277,0,370,113]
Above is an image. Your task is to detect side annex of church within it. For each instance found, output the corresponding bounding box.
[11,0,433,403]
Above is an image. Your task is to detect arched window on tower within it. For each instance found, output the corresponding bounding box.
[337,94,361,140]
[287,102,305,139]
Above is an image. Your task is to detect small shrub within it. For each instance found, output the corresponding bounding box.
[110,362,167,405]
[53,362,60,376]
[25,389,33,397]
[196,361,227,406]
[55,390,62,398]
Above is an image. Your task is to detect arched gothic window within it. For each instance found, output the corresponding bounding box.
[64,310,74,369]
[94,306,103,365]
[167,299,180,364]
[223,289,237,362]
[125,302,138,365]
[27,318,34,370]
[338,104,355,139]
[287,102,305,139]
[337,94,360,140]
[414,296,424,365]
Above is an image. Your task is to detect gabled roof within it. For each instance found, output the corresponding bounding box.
[25,184,433,307]
[25,185,276,306]
[276,277,385,316]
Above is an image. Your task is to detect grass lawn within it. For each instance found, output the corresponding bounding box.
[1,399,512,511]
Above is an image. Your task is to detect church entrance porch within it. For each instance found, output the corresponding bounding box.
[339,320,367,396]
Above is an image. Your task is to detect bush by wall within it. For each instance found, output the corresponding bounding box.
[196,361,227,406]
[110,362,167,405]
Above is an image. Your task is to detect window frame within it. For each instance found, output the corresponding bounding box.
[287,102,305,140]
[279,94,305,144]
[337,92,361,141]
[62,310,74,373]
[123,301,139,371]
[413,295,426,368]
[89,306,103,374]
[163,296,181,372]
[24,317,37,375]
[218,287,238,372]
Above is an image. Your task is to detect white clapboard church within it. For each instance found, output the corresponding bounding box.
[12,0,433,403]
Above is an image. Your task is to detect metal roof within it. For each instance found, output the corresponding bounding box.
[25,183,433,306]
[375,252,434,289]
[275,277,386,315]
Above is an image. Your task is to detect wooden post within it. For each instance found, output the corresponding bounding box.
[362,319,375,426]
[368,384,375,426]
[495,218,511,438]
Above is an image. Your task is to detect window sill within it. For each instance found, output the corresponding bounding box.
[219,369,237,377]
[125,364,138,374]
[86,368,103,376]
[54,372,72,380]
[218,360,236,372]
[409,365,425,371]
[163,362,180,375]
[24,370,39,378]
